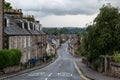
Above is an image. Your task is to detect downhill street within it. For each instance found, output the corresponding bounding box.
[8,42,83,80]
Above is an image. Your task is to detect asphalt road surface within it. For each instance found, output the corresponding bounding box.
[8,42,83,80]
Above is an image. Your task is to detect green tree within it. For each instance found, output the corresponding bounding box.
[83,4,120,69]
[4,1,12,9]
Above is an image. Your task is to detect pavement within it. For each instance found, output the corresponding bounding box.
[0,55,57,80]
[76,61,120,80]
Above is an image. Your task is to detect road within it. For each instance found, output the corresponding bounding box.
[8,42,83,80]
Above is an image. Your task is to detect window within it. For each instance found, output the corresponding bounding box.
[24,36,27,48]
[28,22,31,30]
[4,19,7,27]
[22,22,24,29]
[17,22,22,28]
[30,23,33,30]
[24,22,28,29]
[9,37,11,49]
[28,36,31,46]
[7,19,10,27]
[15,36,17,48]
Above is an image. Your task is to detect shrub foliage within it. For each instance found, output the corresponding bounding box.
[0,49,22,69]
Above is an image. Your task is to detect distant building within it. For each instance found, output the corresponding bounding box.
[3,9,47,64]
[68,35,81,56]
[46,35,60,57]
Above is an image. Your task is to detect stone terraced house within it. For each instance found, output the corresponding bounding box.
[46,35,60,57]
[3,9,47,64]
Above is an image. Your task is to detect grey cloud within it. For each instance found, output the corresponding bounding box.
[6,0,120,17]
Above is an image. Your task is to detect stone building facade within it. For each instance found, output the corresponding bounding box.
[3,9,47,64]
[46,36,60,57]
[0,0,3,50]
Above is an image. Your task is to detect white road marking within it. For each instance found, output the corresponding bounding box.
[57,72,72,77]
[28,72,45,76]
[66,48,69,54]
[48,73,53,77]
[44,73,52,80]
[45,78,48,80]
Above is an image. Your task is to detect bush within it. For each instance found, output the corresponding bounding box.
[114,51,120,63]
[0,50,10,69]
[0,49,22,69]
[10,49,22,65]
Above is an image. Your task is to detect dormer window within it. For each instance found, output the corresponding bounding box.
[33,24,35,31]
[39,24,42,31]
[24,22,27,29]
[19,20,24,29]
[24,20,31,30]
[17,22,22,28]
[4,19,7,27]
[22,22,24,29]
[27,22,30,30]
[33,23,35,31]
[5,19,10,27]
[35,24,39,31]
[30,22,33,30]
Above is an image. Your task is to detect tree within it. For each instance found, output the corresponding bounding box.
[83,4,120,69]
[4,1,12,9]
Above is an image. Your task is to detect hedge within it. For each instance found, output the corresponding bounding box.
[0,49,22,69]
[114,51,120,63]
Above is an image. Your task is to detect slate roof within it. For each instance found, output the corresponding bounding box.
[4,14,46,36]
[48,35,58,40]
[38,30,45,34]
[46,35,58,44]
[4,19,30,36]
[46,38,52,43]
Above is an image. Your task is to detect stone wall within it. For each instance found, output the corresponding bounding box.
[109,62,120,78]
[85,55,120,79]
[3,66,21,74]
[0,0,3,50]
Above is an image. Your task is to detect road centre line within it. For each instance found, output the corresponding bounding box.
[45,73,52,80]
[45,78,48,80]
[48,73,53,77]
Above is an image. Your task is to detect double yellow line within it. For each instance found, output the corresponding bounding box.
[74,62,91,80]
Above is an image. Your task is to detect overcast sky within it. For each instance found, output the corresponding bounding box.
[5,0,120,27]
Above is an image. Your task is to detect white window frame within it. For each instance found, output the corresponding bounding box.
[15,36,17,48]
[24,36,27,48]
[28,36,31,46]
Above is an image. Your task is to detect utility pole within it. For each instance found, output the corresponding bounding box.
[0,0,4,50]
